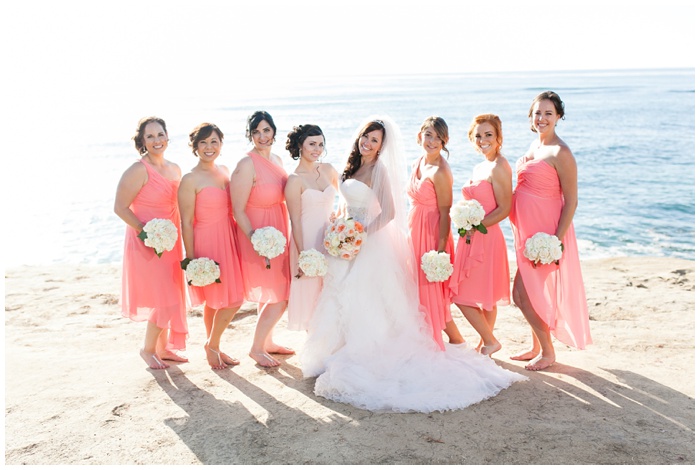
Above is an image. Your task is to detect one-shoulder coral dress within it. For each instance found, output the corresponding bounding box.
[407,159,454,350]
[449,179,511,311]
[188,185,245,309]
[121,159,188,350]
[509,158,592,349]
[234,152,291,304]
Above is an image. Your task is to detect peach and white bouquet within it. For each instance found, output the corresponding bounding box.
[138,218,178,257]
[183,257,221,286]
[420,250,454,282]
[296,248,328,278]
[524,232,564,266]
[251,226,287,269]
[450,199,487,244]
[323,217,366,260]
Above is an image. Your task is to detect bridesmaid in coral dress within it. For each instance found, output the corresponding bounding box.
[114,116,188,370]
[510,91,592,371]
[284,124,338,331]
[230,111,293,368]
[407,116,465,349]
[449,114,512,357]
[178,123,245,370]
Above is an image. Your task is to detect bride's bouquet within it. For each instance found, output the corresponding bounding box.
[323,217,366,260]
[182,257,221,286]
[523,232,564,266]
[251,226,287,269]
[138,218,178,257]
[450,199,487,244]
[420,250,453,282]
[296,248,328,278]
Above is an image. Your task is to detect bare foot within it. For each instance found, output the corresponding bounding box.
[525,354,556,371]
[510,349,540,361]
[204,344,228,370]
[480,341,502,357]
[249,351,280,368]
[219,351,240,366]
[159,349,189,363]
[266,344,295,355]
[140,349,169,369]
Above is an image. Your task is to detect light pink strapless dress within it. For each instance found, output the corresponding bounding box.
[234,152,291,304]
[188,185,245,309]
[120,159,188,350]
[407,159,454,350]
[509,158,592,349]
[288,185,336,331]
[449,180,511,310]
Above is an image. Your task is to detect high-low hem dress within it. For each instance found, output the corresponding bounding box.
[120,159,188,350]
[509,158,592,349]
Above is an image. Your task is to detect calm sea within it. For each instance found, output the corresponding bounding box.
[4,68,694,267]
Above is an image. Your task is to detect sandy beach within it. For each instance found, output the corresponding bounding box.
[4,257,695,465]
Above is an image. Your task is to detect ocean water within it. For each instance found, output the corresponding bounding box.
[4,68,694,267]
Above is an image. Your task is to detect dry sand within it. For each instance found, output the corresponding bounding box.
[3,257,695,465]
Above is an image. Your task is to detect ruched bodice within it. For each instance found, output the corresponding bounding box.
[342,179,378,226]
[514,158,562,199]
[194,186,230,227]
[462,179,498,213]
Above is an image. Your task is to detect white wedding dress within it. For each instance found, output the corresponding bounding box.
[301,179,527,413]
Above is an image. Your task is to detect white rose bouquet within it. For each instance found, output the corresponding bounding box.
[138,218,178,257]
[323,217,366,260]
[296,248,328,278]
[420,250,454,282]
[182,257,221,287]
[523,232,564,267]
[450,199,487,244]
[251,226,287,269]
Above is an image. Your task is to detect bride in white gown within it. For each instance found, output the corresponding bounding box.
[300,116,526,413]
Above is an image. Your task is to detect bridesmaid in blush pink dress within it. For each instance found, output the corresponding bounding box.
[407,116,464,350]
[449,114,512,357]
[510,91,592,371]
[230,111,293,368]
[284,124,338,331]
[114,116,188,370]
[179,123,245,370]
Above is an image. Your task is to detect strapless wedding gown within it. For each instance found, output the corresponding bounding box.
[300,179,526,413]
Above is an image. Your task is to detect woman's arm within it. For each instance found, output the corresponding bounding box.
[284,174,305,253]
[230,157,256,240]
[177,174,197,259]
[553,145,578,241]
[432,165,453,252]
[481,158,513,227]
[114,162,147,232]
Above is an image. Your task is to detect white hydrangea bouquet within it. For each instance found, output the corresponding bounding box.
[138,218,178,257]
[420,250,454,282]
[296,248,328,279]
[524,232,564,266]
[450,199,487,244]
[251,226,287,269]
[182,257,221,287]
[323,217,366,260]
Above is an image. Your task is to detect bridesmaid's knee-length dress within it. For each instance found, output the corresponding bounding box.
[449,180,511,311]
[407,159,453,350]
[121,159,188,350]
[235,152,291,304]
[188,185,245,309]
[509,158,592,349]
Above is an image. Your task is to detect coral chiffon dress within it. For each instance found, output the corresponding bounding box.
[407,159,453,350]
[509,158,592,349]
[288,185,336,331]
[449,180,511,310]
[121,159,188,350]
[188,185,245,309]
[235,152,291,304]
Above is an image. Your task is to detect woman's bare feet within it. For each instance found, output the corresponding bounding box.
[204,344,227,370]
[525,354,555,371]
[510,349,540,361]
[220,352,240,366]
[140,349,169,369]
[266,344,295,355]
[159,349,189,363]
[480,341,502,357]
[249,351,280,368]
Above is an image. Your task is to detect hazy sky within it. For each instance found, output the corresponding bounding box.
[3,0,696,96]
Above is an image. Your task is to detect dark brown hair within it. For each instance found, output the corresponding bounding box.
[132,116,167,155]
[341,120,385,181]
[188,123,224,156]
